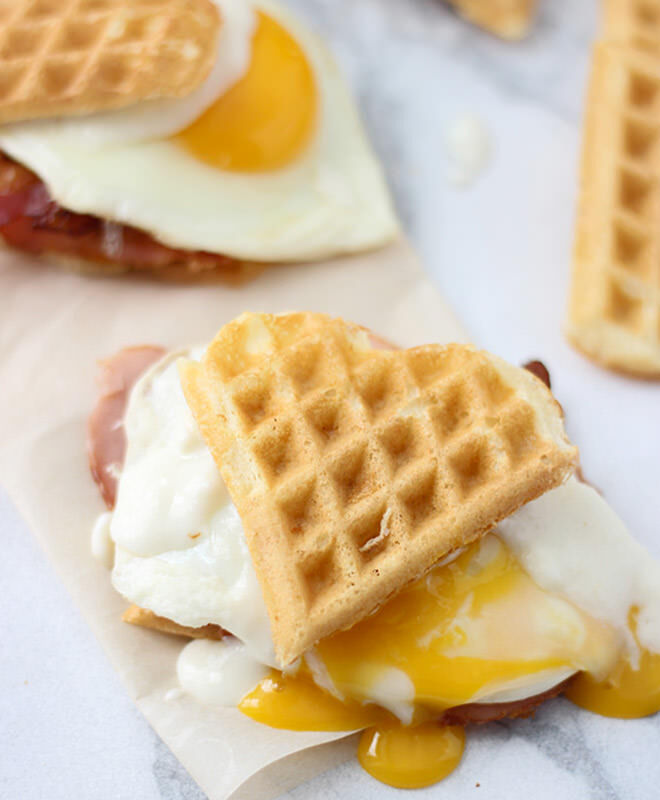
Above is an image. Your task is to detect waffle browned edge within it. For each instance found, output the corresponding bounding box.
[445,0,536,39]
[48,252,264,285]
[0,238,265,285]
[181,313,578,667]
[122,605,226,640]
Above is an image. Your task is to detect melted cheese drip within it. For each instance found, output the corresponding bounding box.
[176,11,317,172]
[358,724,465,789]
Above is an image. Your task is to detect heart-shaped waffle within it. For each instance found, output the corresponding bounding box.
[181,313,577,666]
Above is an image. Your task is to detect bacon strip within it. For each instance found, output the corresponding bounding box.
[0,153,251,280]
[523,359,551,389]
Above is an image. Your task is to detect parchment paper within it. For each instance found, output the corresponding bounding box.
[0,240,468,800]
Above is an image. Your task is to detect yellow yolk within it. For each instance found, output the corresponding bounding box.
[176,12,317,172]
[358,723,465,789]
[239,535,624,787]
[312,536,616,712]
[239,536,659,788]
[240,670,394,731]
[566,611,660,719]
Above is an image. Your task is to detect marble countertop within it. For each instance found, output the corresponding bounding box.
[3,0,660,798]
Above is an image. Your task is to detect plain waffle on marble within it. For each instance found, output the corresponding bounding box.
[0,0,220,125]
[444,0,536,39]
[181,313,577,666]
[568,39,660,376]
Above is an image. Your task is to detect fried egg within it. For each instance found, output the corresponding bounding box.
[0,0,397,261]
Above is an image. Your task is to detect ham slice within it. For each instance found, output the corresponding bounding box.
[87,345,166,508]
[439,677,573,726]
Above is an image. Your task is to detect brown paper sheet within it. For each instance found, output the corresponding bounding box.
[0,240,468,799]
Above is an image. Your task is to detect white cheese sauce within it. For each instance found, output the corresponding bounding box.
[90,511,114,570]
[498,478,660,658]
[105,349,276,666]
[177,638,270,707]
[444,113,491,188]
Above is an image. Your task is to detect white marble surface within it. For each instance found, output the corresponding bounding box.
[3,0,660,797]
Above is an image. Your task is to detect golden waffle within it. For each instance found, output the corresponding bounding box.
[122,604,226,640]
[568,43,660,376]
[444,0,536,39]
[181,312,577,666]
[604,0,660,52]
[0,0,221,125]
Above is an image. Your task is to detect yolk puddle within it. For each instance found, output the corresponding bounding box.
[175,12,317,172]
[566,611,660,719]
[357,723,465,789]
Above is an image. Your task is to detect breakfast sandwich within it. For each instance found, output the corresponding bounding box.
[88,312,660,789]
[0,1,397,281]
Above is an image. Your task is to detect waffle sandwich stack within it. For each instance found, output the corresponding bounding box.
[568,0,660,377]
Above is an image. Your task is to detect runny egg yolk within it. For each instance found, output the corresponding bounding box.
[358,723,465,789]
[566,610,660,719]
[239,536,660,787]
[240,535,625,787]
[239,670,394,731]
[175,12,317,172]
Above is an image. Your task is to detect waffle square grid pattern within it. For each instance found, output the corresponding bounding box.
[182,313,576,666]
[606,0,660,53]
[0,0,220,124]
[568,2,660,376]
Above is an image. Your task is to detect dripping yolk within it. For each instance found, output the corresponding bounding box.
[239,535,620,789]
[176,12,317,172]
[358,723,465,789]
[313,536,615,713]
[240,536,604,731]
[239,670,394,732]
[566,610,660,719]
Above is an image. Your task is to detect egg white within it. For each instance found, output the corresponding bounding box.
[0,0,398,262]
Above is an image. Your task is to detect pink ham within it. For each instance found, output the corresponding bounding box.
[87,345,166,508]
